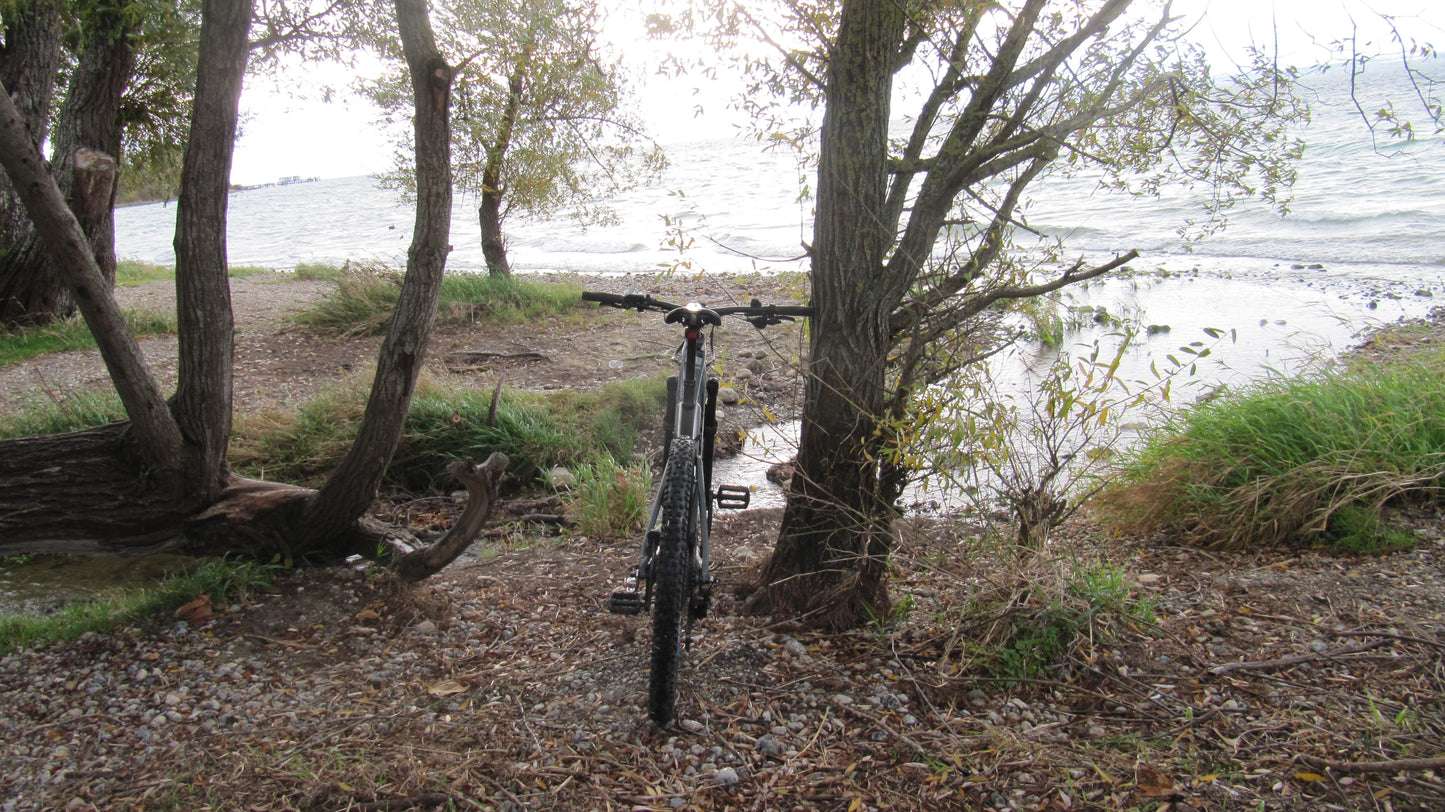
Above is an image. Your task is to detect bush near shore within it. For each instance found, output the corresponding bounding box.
[1099,319,1445,553]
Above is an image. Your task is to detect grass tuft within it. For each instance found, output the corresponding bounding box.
[0,308,174,369]
[291,262,346,282]
[1098,359,1445,550]
[296,264,580,335]
[229,373,668,491]
[569,456,652,537]
[0,390,127,439]
[116,259,174,286]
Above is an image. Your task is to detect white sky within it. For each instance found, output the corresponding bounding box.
[229,0,1445,187]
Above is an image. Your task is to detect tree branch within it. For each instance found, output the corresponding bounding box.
[0,80,186,471]
[394,454,509,580]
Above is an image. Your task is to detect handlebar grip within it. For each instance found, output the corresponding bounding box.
[582,291,627,306]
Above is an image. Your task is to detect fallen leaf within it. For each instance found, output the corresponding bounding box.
[175,594,212,622]
[427,679,468,697]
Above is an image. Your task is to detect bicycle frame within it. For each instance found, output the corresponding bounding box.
[635,304,718,616]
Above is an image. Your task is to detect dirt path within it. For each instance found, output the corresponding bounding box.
[0,272,809,418]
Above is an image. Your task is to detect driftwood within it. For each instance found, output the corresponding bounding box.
[1207,639,1390,676]
[393,453,509,580]
[444,351,549,372]
[1302,755,1445,774]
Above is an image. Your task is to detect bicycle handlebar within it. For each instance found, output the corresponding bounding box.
[582,290,812,329]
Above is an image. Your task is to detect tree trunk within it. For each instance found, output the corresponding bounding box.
[299,0,454,545]
[745,0,905,630]
[172,0,251,503]
[0,1,136,326]
[479,187,510,276]
[477,43,531,278]
[0,0,64,252]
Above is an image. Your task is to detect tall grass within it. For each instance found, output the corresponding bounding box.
[0,308,174,368]
[297,265,580,335]
[565,456,653,537]
[0,556,277,654]
[230,373,667,490]
[0,390,127,439]
[1098,360,1445,551]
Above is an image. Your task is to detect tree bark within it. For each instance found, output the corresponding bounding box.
[300,0,453,545]
[0,0,64,251]
[0,1,137,326]
[479,186,510,276]
[0,424,194,555]
[746,0,905,630]
[172,0,252,503]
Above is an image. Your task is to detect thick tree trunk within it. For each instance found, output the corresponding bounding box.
[0,424,196,555]
[0,0,64,252]
[172,0,252,503]
[745,0,905,630]
[0,2,136,326]
[299,0,454,545]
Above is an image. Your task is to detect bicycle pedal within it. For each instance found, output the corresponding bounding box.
[607,591,643,615]
[715,484,751,509]
[689,594,713,620]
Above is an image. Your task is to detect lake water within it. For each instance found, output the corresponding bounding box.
[116,61,1444,377]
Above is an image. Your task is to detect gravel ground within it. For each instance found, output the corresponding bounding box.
[2,507,1443,811]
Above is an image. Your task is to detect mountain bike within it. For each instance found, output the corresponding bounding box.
[582,290,812,727]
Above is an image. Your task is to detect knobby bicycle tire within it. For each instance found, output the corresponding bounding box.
[648,437,697,726]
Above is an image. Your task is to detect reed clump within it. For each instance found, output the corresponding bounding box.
[1098,356,1445,552]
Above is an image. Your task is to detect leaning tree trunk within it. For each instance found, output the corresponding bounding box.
[298,0,455,546]
[0,2,136,326]
[0,0,64,253]
[744,0,905,630]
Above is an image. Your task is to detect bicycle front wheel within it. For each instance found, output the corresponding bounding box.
[648,437,697,727]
